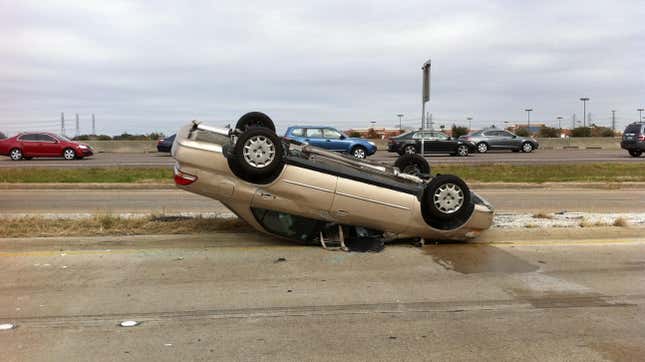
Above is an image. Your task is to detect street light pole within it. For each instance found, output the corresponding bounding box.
[396,114,404,130]
[524,109,533,131]
[557,116,563,129]
[580,98,589,128]
[467,117,472,132]
[638,108,644,122]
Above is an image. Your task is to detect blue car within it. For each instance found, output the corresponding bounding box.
[284,126,377,159]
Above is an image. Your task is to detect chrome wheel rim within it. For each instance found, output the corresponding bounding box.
[243,135,275,168]
[433,183,464,214]
[405,146,415,154]
[402,164,421,176]
[458,146,468,156]
[477,143,487,153]
[353,148,366,159]
[64,149,75,159]
[10,149,22,160]
[523,143,532,152]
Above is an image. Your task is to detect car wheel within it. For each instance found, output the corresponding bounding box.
[422,174,471,221]
[352,146,367,159]
[629,150,642,157]
[9,148,23,161]
[235,112,276,133]
[521,142,534,153]
[476,142,488,153]
[394,154,430,177]
[63,148,76,160]
[456,145,469,157]
[403,145,416,154]
[228,127,285,184]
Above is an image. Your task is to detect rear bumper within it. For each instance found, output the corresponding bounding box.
[80,149,93,156]
[621,141,645,150]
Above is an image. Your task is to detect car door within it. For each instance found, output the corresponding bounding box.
[38,134,62,156]
[251,164,338,221]
[484,131,503,149]
[330,177,415,233]
[287,128,306,143]
[322,128,346,151]
[413,131,432,154]
[498,131,519,148]
[304,128,327,148]
[432,132,454,152]
[19,134,41,156]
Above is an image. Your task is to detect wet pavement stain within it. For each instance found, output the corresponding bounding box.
[423,244,538,274]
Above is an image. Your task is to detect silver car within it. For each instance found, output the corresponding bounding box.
[460,129,539,153]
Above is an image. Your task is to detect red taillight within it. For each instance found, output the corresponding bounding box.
[174,166,197,186]
[639,135,645,141]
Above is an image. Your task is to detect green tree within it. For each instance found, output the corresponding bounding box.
[571,127,592,137]
[515,127,530,137]
[451,124,469,138]
[0,131,6,139]
[538,126,559,138]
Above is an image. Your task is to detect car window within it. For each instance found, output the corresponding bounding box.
[251,208,325,243]
[290,128,304,137]
[39,134,56,142]
[483,131,496,137]
[625,124,642,135]
[20,134,39,141]
[412,132,430,139]
[322,128,342,139]
[433,132,449,140]
[306,128,323,138]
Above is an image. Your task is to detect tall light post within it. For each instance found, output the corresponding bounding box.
[579,98,589,128]
[524,109,533,131]
[396,114,404,130]
[638,108,644,122]
[557,116,563,129]
[467,117,473,132]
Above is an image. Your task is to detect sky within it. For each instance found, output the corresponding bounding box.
[1,0,644,136]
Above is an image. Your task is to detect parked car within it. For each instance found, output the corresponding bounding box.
[157,134,176,153]
[284,126,377,159]
[0,132,93,161]
[387,130,473,156]
[459,129,539,153]
[621,122,645,157]
[172,112,494,247]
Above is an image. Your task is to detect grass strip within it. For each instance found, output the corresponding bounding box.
[0,167,173,183]
[433,163,645,183]
[0,214,250,238]
[1,163,644,184]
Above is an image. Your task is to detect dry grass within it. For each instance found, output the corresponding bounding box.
[578,218,610,228]
[0,214,250,238]
[532,212,554,219]
[613,217,629,227]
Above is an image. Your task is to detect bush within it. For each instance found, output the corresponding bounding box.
[591,127,614,137]
[366,128,378,139]
[0,131,6,139]
[571,127,592,137]
[538,126,560,138]
[73,134,114,141]
[348,131,361,138]
[451,124,469,138]
[113,132,166,141]
[515,127,530,137]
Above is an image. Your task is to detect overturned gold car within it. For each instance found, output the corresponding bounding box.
[172,112,494,248]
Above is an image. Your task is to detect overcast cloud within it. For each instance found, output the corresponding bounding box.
[1,0,644,135]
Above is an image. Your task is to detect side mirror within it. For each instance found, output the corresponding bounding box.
[340,134,346,140]
[512,135,517,139]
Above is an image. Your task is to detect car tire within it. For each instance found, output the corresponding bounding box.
[228,127,285,184]
[351,146,367,159]
[9,148,23,161]
[235,112,276,133]
[394,154,430,177]
[63,148,76,160]
[456,144,469,157]
[629,150,642,157]
[521,142,534,153]
[422,174,471,221]
[403,145,416,154]
[476,142,488,153]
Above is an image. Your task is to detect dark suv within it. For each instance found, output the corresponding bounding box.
[621,122,645,157]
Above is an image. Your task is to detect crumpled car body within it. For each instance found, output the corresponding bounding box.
[172,118,494,245]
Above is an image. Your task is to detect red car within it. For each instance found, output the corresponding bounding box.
[0,132,93,161]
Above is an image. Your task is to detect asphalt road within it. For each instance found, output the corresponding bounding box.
[0,148,642,168]
[1,233,644,361]
[2,187,644,215]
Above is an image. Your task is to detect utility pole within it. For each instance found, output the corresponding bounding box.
[92,114,96,135]
[580,97,589,127]
[638,108,644,122]
[396,114,404,130]
[467,117,472,132]
[420,59,431,156]
[611,110,616,132]
[75,113,79,137]
[61,112,65,135]
[524,109,533,131]
[572,113,576,129]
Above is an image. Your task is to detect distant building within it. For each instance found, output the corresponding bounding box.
[344,127,404,139]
